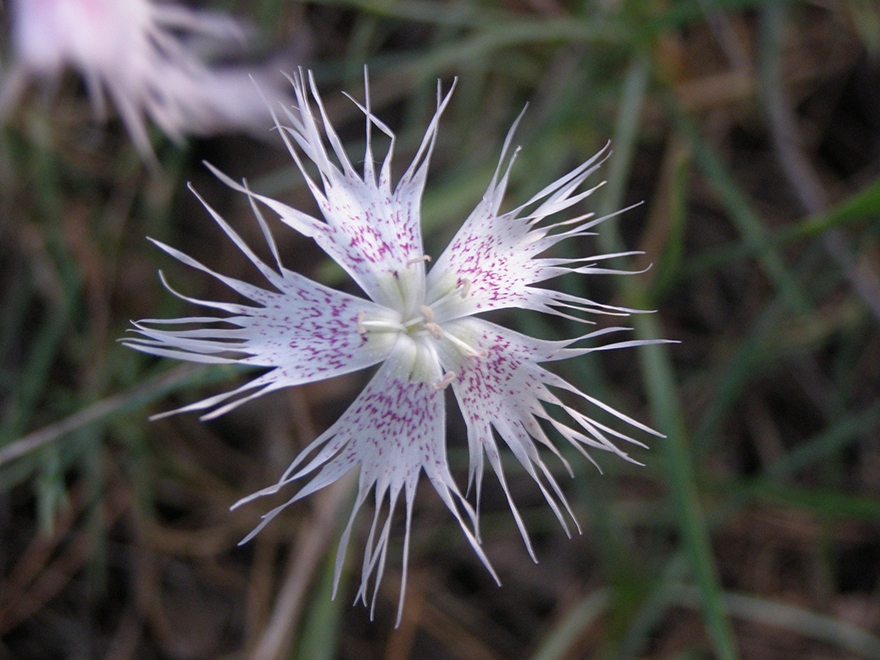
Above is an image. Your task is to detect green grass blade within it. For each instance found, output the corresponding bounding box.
[293,552,347,660]
[530,590,610,660]
[659,88,811,315]
[680,174,880,281]
[672,586,880,659]
[598,53,739,660]
[0,364,250,469]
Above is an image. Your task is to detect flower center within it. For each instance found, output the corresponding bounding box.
[356,304,449,343]
[405,305,443,339]
[355,271,486,390]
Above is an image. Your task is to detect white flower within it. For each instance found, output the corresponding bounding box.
[0,0,292,164]
[125,70,664,623]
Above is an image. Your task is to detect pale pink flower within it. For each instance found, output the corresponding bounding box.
[125,71,664,622]
[0,0,293,164]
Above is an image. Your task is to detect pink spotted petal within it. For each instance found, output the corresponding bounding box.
[124,189,396,419]
[231,339,497,624]
[434,317,660,555]
[427,140,646,323]
[210,70,455,311]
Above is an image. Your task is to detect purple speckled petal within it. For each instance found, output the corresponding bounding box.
[124,191,397,419]
[434,317,658,556]
[232,339,497,624]
[209,71,456,311]
[427,142,645,322]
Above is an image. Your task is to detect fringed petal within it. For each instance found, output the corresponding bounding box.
[3,0,290,165]
[434,318,660,552]
[232,340,497,625]
[215,70,455,310]
[427,141,651,322]
[124,193,396,417]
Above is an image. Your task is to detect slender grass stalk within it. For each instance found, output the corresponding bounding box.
[293,549,349,660]
[659,87,811,316]
[672,586,880,659]
[530,590,610,660]
[597,52,739,660]
[672,174,880,287]
[0,364,249,469]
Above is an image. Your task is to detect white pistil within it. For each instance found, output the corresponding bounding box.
[446,333,489,359]
[406,255,432,267]
[358,311,405,335]
[433,371,456,390]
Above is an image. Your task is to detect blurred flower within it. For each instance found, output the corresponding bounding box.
[125,71,664,622]
[0,0,294,164]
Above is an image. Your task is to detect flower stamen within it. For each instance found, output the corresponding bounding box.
[356,311,366,335]
[427,277,474,311]
[406,255,432,267]
[420,305,435,322]
[424,322,444,340]
[433,371,456,390]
